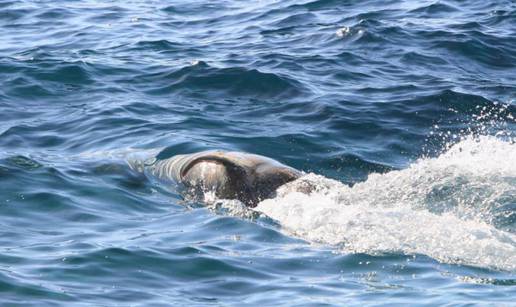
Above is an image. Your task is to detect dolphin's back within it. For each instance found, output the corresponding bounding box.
[144,150,301,206]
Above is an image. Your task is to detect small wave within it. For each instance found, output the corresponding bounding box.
[272,13,317,27]
[1,58,97,100]
[85,6,129,23]
[132,39,182,51]
[61,246,269,280]
[291,0,352,11]
[0,7,31,23]
[30,63,95,85]
[143,62,304,98]
[0,270,72,303]
[0,124,66,148]
[35,8,75,20]
[433,39,516,68]
[256,136,516,271]
[409,2,460,16]
[399,89,493,114]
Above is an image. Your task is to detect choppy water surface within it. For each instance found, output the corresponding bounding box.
[1,0,515,305]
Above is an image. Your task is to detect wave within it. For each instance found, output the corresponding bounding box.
[255,136,516,271]
[409,2,460,15]
[142,62,304,98]
[433,39,516,69]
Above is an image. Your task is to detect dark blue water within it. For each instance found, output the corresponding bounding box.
[1,0,516,305]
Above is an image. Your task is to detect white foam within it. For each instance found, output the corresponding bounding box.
[255,136,516,271]
[335,27,350,38]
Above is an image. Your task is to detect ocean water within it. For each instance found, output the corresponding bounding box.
[1,0,515,305]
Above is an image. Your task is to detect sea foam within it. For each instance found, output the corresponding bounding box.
[255,136,516,271]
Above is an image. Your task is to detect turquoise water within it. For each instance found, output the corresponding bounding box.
[1,0,515,305]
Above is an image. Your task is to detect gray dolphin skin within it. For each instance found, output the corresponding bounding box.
[147,150,301,207]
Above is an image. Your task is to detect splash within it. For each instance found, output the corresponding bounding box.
[255,135,516,271]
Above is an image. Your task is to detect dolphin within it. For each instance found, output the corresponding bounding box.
[144,150,301,207]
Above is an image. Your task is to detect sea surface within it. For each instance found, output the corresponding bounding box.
[1,0,515,305]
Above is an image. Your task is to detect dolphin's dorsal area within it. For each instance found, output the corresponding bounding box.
[145,150,301,206]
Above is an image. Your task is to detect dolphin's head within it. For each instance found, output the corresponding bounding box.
[251,164,301,206]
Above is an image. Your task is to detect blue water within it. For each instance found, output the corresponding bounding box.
[1,0,516,305]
